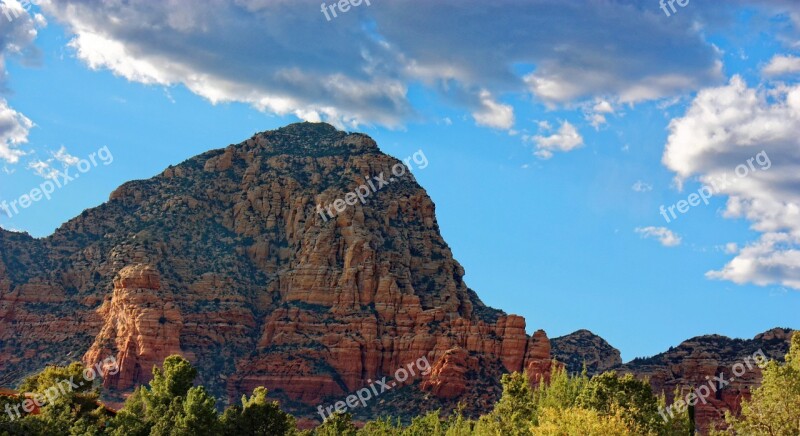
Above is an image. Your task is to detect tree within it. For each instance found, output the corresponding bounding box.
[315,411,357,436]
[107,354,219,436]
[402,410,445,436]
[532,406,633,435]
[220,386,296,435]
[175,386,220,435]
[10,362,112,435]
[576,371,663,434]
[475,371,536,435]
[722,332,800,435]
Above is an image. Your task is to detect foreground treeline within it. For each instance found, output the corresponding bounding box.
[2,332,798,435]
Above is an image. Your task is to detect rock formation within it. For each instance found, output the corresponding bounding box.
[619,327,794,434]
[550,329,622,375]
[0,122,550,421]
[0,122,792,430]
[553,327,794,434]
[83,264,184,390]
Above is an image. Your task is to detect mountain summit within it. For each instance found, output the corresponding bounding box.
[0,123,551,420]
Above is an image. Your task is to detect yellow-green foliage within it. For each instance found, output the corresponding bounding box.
[720,331,800,436]
[532,406,634,435]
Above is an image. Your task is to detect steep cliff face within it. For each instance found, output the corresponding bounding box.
[84,265,184,391]
[0,122,548,420]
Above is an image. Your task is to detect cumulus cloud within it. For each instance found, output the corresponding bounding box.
[472,90,514,129]
[0,100,32,164]
[32,0,730,129]
[0,0,43,164]
[663,75,800,289]
[532,121,583,159]
[636,226,682,247]
[762,54,800,77]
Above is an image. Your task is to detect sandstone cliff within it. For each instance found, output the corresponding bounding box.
[0,122,549,421]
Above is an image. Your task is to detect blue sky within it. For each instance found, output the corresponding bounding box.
[1,0,799,361]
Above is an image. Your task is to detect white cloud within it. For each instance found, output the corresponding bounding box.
[532,121,583,159]
[706,233,800,289]
[632,180,653,192]
[0,99,33,164]
[584,99,616,129]
[53,146,79,166]
[35,0,730,129]
[472,90,514,129]
[636,226,682,247]
[27,159,58,179]
[26,146,80,179]
[663,75,800,289]
[0,1,42,164]
[762,54,800,77]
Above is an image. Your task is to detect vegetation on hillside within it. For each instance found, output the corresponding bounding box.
[2,331,798,435]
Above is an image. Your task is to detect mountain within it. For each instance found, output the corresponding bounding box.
[0,122,793,429]
[620,327,793,434]
[0,122,551,421]
[550,329,622,375]
[552,327,794,433]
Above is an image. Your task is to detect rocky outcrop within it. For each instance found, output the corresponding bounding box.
[619,327,794,434]
[0,123,550,421]
[421,348,476,399]
[549,328,793,434]
[83,265,184,390]
[550,329,622,375]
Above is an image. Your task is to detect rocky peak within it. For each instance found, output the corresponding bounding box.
[550,329,622,375]
[0,123,544,422]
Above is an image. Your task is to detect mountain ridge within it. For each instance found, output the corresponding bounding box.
[0,123,794,429]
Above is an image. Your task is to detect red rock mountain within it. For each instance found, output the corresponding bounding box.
[0,122,550,420]
[554,327,794,434]
[0,123,792,429]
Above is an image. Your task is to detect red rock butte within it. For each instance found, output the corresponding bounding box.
[0,122,551,421]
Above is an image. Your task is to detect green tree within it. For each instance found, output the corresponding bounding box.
[219,386,296,435]
[175,386,220,435]
[722,332,800,435]
[108,354,220,436]
[402,410,445,436]
[531,363,589,416]
[358,416,401,435]
[474,371,536,435]
[576,371,662,434]
[532,406,634,435]
[11,362,112,435]
[315,411,357,436]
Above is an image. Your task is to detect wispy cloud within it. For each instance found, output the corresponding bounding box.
[636,226,682,247]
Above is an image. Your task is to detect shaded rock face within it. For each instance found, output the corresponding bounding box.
[550,329,622,376]
[0,122,549,420]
